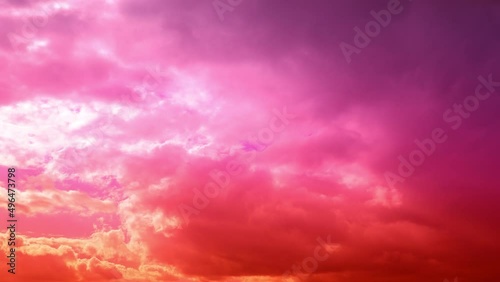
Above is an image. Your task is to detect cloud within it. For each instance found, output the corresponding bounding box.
[1,0,500,281]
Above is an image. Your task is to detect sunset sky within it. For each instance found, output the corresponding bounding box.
[1,0,500,281]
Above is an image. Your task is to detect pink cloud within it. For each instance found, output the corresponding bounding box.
[1,0,500,281]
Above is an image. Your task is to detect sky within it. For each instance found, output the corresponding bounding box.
[0,0,500,281]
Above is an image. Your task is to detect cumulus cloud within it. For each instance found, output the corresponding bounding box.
[0,0,500,281]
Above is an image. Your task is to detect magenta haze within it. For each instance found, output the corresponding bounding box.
[340,0,413,64]
[384,74,500,189]
[212,0,244,22]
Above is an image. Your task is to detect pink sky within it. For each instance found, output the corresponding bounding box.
[1,0,500,281]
